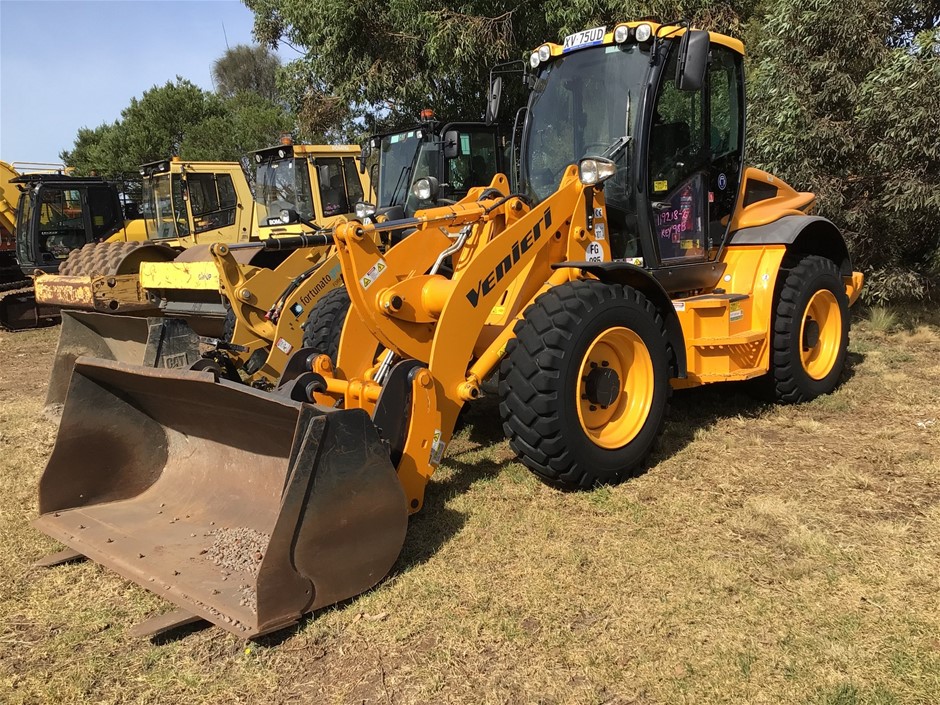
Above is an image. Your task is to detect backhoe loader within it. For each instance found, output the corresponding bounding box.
[36,21,863,639]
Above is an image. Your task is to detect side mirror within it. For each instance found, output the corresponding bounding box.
[359,142,371,173]
[485,76,503,125]
[443,131,460,160]
[676,29,709,92]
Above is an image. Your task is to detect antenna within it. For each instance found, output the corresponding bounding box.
[222,21,229,49]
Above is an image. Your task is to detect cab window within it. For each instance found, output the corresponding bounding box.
[316,158,349,217]
[707,46,744,245]
[649,46,708,262]
[342,157,364,205]
[87,186,121,239]
[445,130,499,198]
[188,173,237,234]
[38,188,87,259]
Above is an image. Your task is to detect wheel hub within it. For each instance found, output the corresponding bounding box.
[584,366,621,407]
[803,318,820,350]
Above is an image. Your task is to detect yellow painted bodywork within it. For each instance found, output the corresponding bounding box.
[729,167,816,230]
[0,161,20,244]
[671,245,787,388]
[206,244,346,384]
[139,260,220,291]
[291,154,864,515]
[533,21,745,59]
[33,273,151,312]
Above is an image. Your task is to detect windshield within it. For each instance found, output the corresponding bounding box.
[521,43,649,207]
[144,174,188,239]
[255,157,314,227]
[377,130,422,208]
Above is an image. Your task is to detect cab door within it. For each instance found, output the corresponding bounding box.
[648,48,709,263]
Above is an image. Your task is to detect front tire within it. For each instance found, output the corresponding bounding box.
[772,254,849,403]
[498,280,671,489]
[301,287,351,363]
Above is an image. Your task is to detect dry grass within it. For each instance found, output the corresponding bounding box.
[1,311,939,705]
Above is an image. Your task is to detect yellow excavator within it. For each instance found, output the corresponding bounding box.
[35,21,863,639]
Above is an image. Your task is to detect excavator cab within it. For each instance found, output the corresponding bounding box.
[13,175,128,273]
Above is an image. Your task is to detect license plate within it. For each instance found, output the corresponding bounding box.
[563,26,606,53]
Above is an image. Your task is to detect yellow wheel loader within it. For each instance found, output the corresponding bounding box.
[35,21,863,639]
[191,118,508,388]
[41,146,370,409]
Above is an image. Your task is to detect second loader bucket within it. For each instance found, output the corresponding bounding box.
[35,359,408,638]
[45,311,201,410]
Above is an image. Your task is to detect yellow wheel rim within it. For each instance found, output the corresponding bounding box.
[576,327,654,449]
[800,289,842,380]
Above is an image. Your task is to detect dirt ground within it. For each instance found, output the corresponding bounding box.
[1,311,938,705]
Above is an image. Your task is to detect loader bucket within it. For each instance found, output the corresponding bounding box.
[45,311,201,410]
[35,359,408,638]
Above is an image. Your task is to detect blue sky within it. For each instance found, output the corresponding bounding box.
[1,0,294,164]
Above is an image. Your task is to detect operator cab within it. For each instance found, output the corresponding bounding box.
[521,21,745,292]
[13,175,125,273]
[140,159,241,241]
[361,113,505,221]
[251,142,363,230]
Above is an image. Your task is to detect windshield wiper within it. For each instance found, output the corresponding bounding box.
[602,136,632,161]
[390,164,412,207]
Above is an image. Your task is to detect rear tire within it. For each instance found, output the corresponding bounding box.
[301,287,351,363]
[498,280,671,489]
[772,254,849,403]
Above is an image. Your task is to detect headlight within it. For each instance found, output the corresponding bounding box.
[614,25,631,43]
[529,52,540,68]
[412,177,439,201]
[578,158,617,186]
[279,208,296,223]
[355,201,376,219]
[254,153,262,163]
[538,44,551,62]
[635,23,652,42]
[277,148,287,158]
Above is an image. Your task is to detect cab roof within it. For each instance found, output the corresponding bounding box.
[533,20,744,59]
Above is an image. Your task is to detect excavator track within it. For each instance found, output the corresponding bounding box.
[0,281,60,331]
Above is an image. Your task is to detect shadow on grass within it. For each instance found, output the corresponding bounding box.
[158,356,868,645]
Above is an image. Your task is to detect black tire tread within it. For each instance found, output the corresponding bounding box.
[772,254,849,403]
[301,287,351,362]
[498,280,670,489]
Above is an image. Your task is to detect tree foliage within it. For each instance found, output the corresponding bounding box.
[61,77,293,177]
[212,43,280,101]
[246,0,755,135]
[748,0,940,303]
